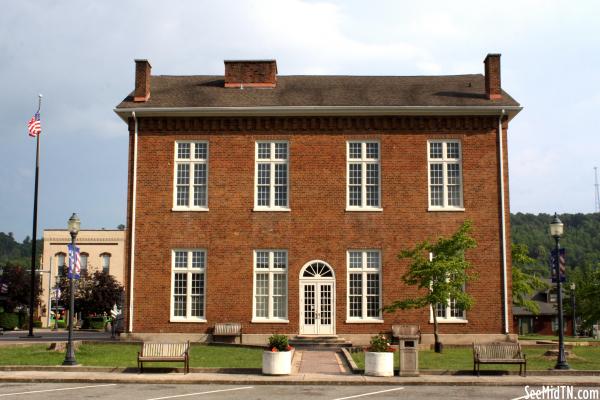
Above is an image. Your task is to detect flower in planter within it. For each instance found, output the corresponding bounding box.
[267,334,290,352]
[367,334,393,353]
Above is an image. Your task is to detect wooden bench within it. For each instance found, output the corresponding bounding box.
[473,342,527,376]
[137,341,190,373]
[213,322,242,344]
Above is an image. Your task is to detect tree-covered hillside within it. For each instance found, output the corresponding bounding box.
[511,213,600,275]
[0,233,42,268]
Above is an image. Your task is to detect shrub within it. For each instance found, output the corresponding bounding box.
[57,321,67,329]
[0,313,19,330]
[85,316,107,330]
[20,320,43,330]
[367,334,393,353]
[17,312,28,329]
[268,334,292,352]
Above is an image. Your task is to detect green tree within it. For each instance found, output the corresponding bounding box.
[0,233,42,268]
[384,221,477,352]
[568,265,600,333]
[0,262,42,313]
[59,271,124,317]
[512,243,549,314]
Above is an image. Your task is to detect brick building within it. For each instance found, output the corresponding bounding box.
[114,54,522,345]
[513,278,575,336]
[39,229,125,327]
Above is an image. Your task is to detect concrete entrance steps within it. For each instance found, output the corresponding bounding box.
[290,335,352,350]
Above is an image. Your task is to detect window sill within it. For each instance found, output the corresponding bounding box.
[172,207,209,212]
[429,319,468,324]
[345,207,383,212]
[428,207,465,212]
[253,207,291,212]
[169,318,207,323]
[251,318,289,323]
[346,319,384,324]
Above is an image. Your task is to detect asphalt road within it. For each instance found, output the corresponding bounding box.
[1,383,598,400]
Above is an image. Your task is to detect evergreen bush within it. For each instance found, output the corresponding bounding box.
[267,334,291,351]
[0,313,19,330]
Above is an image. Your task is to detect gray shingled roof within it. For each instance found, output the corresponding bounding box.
[116,74,520,109]
[512,278,561,316]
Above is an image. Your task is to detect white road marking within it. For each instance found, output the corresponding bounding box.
[332,387,405,400]
[146,386,254,400]
[509,395,529,400]
[0,384,117,397]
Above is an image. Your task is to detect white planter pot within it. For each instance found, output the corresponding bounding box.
[262,350,293,375]
[364,351,394,377]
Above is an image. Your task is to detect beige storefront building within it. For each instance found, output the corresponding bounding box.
[40,229,125,327]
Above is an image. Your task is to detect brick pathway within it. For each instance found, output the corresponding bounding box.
[297,350,350,375]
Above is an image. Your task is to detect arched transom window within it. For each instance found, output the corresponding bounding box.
[302,262,333,278]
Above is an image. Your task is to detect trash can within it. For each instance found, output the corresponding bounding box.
[399,338,419,376]
[393,324,420,377]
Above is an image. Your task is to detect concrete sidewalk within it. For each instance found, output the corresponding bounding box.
[0,368,599,386]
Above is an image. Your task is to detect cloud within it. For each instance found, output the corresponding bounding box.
[2,0,600,239]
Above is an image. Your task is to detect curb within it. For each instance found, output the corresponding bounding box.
[338,348,600,377]
[3,364,600,377]
[0,366,262,374]
[0,374,600,387]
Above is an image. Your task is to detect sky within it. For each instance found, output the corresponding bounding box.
[1,0,599,241]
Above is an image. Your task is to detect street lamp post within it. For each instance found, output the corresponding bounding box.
[570,282,576,337]
[550,213,569,370]
[63,213,79,366]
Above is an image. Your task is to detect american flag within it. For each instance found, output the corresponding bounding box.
[67,244,81,279]
[27,112,41,137]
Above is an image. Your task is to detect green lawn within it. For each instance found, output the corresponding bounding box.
[0,344,263,368]
[519,335,600,342]
[351,347,600,371]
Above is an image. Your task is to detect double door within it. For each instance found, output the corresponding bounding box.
[300,281,334,335]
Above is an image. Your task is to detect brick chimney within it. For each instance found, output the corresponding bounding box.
[484,54,501,100]
[224,60,277,88]
[134,59,151,102]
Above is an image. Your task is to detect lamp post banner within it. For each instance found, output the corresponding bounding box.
[550,248,566,283]
[67,244,81,279]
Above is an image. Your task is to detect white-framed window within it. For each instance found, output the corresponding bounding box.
[253,250,288,321]
[100,253,111,274]
[347,141,381,210]
[254,141,289,210]
[171,249,206,322]
[56,252,66,277]
[427,140,463,210]
[173,141,209,211]
[435,297,466,320]
[80,252,89,274]
[429,252,467,323]
[347,250,382,321]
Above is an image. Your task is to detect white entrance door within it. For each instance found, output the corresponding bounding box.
[299,261,335,335]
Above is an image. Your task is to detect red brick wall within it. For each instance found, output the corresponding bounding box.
[224,61,277,88]
[125,115,512,336]
[513,316,574,336]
